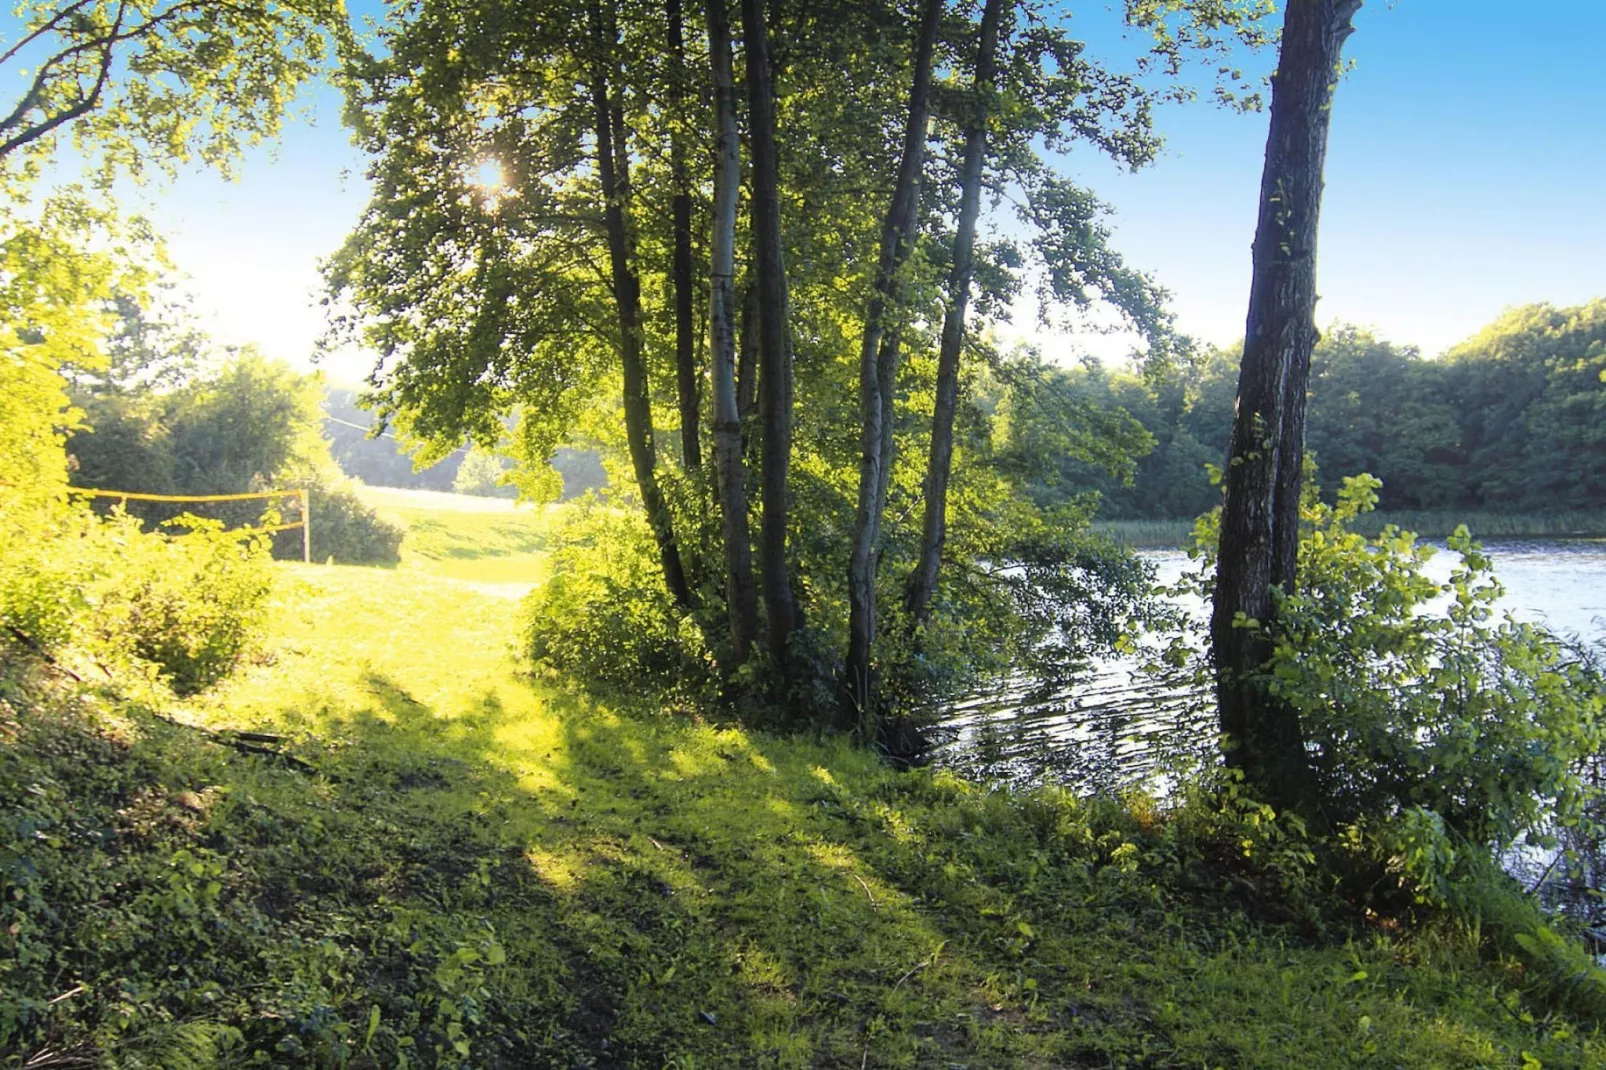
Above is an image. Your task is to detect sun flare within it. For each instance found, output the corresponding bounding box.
[471,158,506,197]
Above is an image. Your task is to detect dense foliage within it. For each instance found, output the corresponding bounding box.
[1042,302,1606,519]
[65,305,403,565]
[1158,475,1606,924]
[322,0,1277,721]
[522,350,1168,716]
[0,0,345,185]
[1268,477,1605,850]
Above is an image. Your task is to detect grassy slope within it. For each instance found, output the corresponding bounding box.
[5,492,1603,1067]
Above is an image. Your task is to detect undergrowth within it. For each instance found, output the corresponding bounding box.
[4,561,1605,1067]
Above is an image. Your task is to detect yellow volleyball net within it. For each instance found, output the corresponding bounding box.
[68,488,312,563]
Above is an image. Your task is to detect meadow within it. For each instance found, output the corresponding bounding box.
[7,490,1602,1067]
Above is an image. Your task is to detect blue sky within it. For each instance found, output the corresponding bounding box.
[63,0,1606,383]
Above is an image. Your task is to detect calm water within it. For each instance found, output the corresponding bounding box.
[928,539,1606,792]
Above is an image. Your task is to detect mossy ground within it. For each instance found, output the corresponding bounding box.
[3,492,1603,1067]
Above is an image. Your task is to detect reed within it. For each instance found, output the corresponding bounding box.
[1096,511,1606,549]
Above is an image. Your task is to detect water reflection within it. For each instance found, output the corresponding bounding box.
[930,539,1606,793]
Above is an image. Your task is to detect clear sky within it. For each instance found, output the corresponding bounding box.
[101,0,1606,383]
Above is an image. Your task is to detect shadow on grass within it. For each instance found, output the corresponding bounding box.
[300,672,1000,1067]
[398,515,550,562]
[11,654,1599,1069]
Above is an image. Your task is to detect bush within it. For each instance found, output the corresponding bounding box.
[268,469,403,565]
[1266,475,1605,850]
[90,513,275,695]
[67,344,404,565]
[522,501,714,699]
[1,505,273,696]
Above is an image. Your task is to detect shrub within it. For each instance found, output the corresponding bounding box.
[2,505,273,696]
[522,500,715,700]
[269,468,403,565]
[1266,475,1605,850]
[91,513,274,695]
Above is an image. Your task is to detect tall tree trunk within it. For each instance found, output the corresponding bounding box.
[740,0,800,668]
[706,0,759,665]
[904,0,1005,626]
[737,277,759,423]
[843,0,943,720]
[667,0,702,471]
[1211,0,1361,812]
[590,0,694,610]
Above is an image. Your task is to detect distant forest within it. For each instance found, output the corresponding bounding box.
[324,299,1604,520]
[1037,299,1606,519]
[323,387,607,499]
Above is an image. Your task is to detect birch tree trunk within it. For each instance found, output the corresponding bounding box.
[843,0,943,720]
[705,0,758,664]
[904,0,1005,626]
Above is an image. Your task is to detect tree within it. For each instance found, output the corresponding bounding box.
[0,0,345,181]
[589,0,695,608]
[0,193,128,536]
[665,0,702,473]
[843,0,943,721]
[1211,0,1362,812]
[324,0,700,596]
[740,0,801,675]
[902,0,1005,628]
[704,0,759,665]
[328,0,1274,722]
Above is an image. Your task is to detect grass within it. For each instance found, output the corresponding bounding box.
[354,484,559,591]
[6,538,1606,1066]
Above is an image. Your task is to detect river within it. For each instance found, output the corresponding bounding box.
[928,539,1606,793]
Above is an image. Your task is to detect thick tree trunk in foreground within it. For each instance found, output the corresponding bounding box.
[843,0,943,720]
[667,0,702,472]
[1212,0,1361,811]
[904,0,1005,626]
[590,1,693,610]
[740,0,800,671]
[706,0,759,665]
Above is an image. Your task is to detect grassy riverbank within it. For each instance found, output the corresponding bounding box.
[5,491,1605,1067]
[1098,510,1606,548]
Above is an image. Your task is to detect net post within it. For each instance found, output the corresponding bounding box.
[300,489,311,563]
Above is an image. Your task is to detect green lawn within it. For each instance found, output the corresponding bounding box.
[6,517,1604,1066]
[356,484,559,591]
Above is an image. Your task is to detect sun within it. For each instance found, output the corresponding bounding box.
[470,158,507,198]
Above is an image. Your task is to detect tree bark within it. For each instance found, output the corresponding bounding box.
[706,0,759,665]
[667,0,702,471]
[590,0,694,610]
[737,277,759,423]
[1211,0,1361,812]
[844,0,943,720]
[904,0,1005,626]
[740,0,800,669]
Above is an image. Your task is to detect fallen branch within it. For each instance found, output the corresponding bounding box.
[149,713,316,774]
[4,625,83,683]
